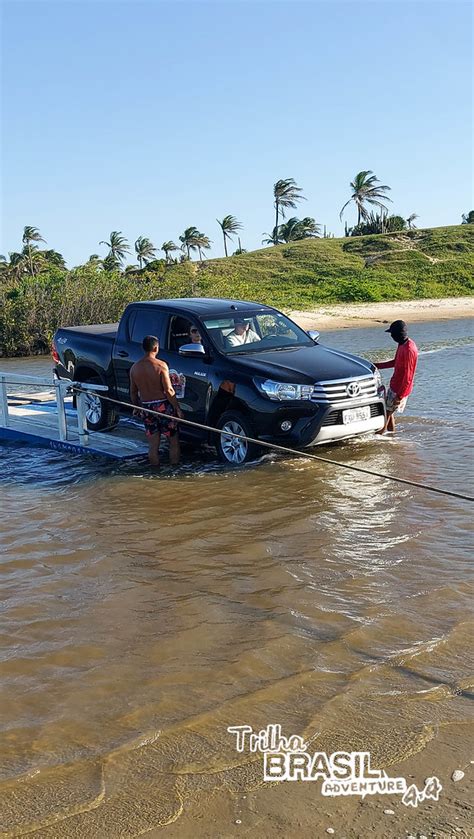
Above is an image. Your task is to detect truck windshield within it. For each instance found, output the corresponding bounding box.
[202,312,314,354]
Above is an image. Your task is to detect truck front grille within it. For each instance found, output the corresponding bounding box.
[322,403,384,426]
[312,374,378,405]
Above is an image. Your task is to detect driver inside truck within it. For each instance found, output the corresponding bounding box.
[226,317,261,348]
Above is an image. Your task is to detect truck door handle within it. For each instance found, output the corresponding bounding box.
[118,351,129,357]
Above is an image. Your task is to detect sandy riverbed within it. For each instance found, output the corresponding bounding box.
[290,296,474,331]
[153,722,473,838]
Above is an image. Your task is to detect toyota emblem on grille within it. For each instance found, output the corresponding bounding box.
[346,381,361,397]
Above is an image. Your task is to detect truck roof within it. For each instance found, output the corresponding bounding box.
[135,298,276,316]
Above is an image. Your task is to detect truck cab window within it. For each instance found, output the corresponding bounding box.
[130,309,164,345]
[168,316,200,352]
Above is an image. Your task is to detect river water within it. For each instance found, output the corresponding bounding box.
[0,319,473,837]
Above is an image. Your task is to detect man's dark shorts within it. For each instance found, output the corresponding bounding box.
[141,400,178,438]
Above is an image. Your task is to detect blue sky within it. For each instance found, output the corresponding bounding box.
[1,0,472,265]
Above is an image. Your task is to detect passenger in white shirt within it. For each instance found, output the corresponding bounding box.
[226,318,261,348]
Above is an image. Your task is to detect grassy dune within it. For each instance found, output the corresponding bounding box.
[187,224,474,310]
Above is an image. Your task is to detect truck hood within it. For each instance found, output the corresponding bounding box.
[228,343,375,383]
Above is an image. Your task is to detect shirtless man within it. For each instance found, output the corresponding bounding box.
[130,335,183,466]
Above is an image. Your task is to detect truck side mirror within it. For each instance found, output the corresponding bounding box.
[179,343,206,357]
[308,330,320,343]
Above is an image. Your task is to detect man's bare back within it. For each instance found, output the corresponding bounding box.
[130,356,173,403]
[129,337,183,466]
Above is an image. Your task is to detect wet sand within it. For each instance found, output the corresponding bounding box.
[153,722,473,838]
[290,296,474,331]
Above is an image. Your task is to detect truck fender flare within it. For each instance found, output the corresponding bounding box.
[74,365,107,387]
[208,389,250,430]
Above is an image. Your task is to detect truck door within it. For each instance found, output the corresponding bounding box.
[159,314,211,435]
[113,306,167,402]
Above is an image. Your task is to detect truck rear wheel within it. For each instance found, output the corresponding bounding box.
[216,411,261,465]
[79,377,118,432]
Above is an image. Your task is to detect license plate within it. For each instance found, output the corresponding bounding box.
[342,405,370,425]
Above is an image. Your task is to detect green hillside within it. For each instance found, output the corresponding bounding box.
[180,224,474,310]
[1,225,473,356]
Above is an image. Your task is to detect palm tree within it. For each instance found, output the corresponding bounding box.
[102,252,122,272]
[279,216,321,241]
[42,249,66,268]
[302,217,321,238]
[161,241,179,263]
[216,215,242,257]
[195,231,212,261]
[339,171,392,226]
[262,226,282,246]
[84,254,104,271]
[462,210,474,224]
[22,245,45,276]
[179,227,200,259]
[407,213,418,230]
[134,236,157,269]
[22,226,46,276]
[273,179,305,244]
[8,251,27,278]
[99,231,130,267]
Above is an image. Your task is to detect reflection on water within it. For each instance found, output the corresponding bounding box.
[0,319,473,836]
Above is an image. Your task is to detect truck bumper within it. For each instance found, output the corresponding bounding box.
[257,398,386,449]
[305,413,385,445]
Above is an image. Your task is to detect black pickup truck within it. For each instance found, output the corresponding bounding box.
[52,297,386,463]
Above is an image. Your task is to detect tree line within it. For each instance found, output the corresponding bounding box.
[1,170,473,278]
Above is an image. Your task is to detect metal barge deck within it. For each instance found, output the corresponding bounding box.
[0,373,148,461]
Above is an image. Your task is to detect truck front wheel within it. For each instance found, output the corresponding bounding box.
[216,411,261,465]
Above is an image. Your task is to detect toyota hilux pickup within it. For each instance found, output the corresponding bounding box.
[52,297,386,463]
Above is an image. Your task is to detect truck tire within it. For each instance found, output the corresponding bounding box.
[79,377,118,432]
[216,411,261,465]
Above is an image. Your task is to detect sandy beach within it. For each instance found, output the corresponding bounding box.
[290,296,474,331]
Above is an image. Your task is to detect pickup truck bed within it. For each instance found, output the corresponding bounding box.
[60,324,118,335]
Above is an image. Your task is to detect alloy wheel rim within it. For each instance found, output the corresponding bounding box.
[221,420,248,464]
[85,392,102,425]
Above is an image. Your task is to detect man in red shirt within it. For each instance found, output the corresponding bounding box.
[376,320,418,434]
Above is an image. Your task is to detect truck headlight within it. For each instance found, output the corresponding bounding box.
[373,368,384,395]
[254,378,314,401]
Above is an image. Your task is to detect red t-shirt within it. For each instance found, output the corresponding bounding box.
[377,338,418,398]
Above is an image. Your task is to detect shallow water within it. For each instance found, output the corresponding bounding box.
[0,319,473,836]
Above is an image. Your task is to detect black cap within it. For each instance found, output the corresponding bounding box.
[234,317,248,325]
[385,320,408,338]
